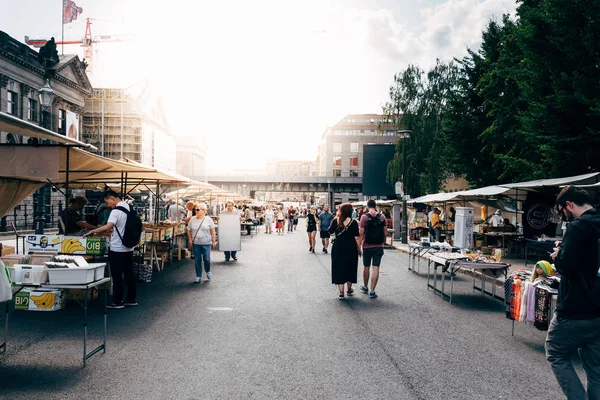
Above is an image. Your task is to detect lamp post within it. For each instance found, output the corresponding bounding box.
[34,79,55,234]
[398,130,411,244]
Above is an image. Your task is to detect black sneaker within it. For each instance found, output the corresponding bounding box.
[124,301,138,307]
[107,303,124,309]
[232,257,238,261]
[324,248,328,254]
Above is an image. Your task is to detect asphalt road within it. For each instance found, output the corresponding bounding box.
[0,222,572,399]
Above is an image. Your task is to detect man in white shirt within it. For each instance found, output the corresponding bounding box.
[84,190,136,309]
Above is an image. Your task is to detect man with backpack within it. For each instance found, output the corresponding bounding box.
[84,190,141,309]
[359,199,388,299]
[547,186,600,399]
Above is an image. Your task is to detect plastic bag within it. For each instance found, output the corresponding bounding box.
[0,260,12,303]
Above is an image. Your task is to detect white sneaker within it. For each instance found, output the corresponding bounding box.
[206,272,212,280]
[194,276,201,283]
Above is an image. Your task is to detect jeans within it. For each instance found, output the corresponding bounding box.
[224,250,237,260]
[108,250,135,304]
[546,315,600,400]
[193,244,211,278]
[288,219,294,232]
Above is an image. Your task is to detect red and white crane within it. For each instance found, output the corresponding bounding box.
[25,17,131,73]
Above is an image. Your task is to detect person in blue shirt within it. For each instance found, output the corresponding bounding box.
[318,204,334,253]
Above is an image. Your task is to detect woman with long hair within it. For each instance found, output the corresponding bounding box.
[328,203,361,299]
[306,207,318,253]
[276,206,285,235]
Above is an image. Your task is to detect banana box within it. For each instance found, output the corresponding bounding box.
[14,288,66,311]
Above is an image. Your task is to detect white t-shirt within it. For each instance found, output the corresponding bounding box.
[187,216,215,245]
[108,201,135,252]
[265,209,274,220]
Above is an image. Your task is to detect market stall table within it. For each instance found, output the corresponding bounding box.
[427,253,509,304]
[1,277,109,367]
[524,238,556,266]
[241,222,257,237]
[408,243,461,274]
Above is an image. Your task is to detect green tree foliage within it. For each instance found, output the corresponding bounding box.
[384,61,459,197]
[385,2,600,191]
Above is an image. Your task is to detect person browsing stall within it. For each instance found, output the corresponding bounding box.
[548,185,600,399]
[59,196,97,235]
[83,190,137,309]
[187,203,216,283]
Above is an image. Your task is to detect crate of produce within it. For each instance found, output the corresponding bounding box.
[14,288,66,311]
[46,265,97,284]
[14,265,49,285]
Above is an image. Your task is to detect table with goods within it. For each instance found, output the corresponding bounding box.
[427,251,510,304]
[1,254,109,367]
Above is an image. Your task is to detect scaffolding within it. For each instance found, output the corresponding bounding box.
[82,88,144,162]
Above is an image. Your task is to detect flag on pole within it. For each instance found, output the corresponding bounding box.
[62,0,83,24]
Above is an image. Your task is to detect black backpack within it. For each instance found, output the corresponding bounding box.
[365,213,386,244]
[115,205,143,248]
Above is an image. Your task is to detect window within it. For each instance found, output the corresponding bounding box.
[349,156,359,167]
[7,91,17,115]
[350,142,359,152]
[28,99,37,122]
[5,134,16,144]
[349,170,359,177]
[58,109,66,134]
[333,156,342,167]
[333,169,341,177]
[333,142,342,153]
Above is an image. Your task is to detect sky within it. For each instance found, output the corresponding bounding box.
[0,0,517,173]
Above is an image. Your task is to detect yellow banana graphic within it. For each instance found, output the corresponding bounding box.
[61,238,85,253]
[30,292,56,309]
[52,237,61,244]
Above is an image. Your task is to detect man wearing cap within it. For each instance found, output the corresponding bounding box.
[59,196,97,235]
[548,185,600,399]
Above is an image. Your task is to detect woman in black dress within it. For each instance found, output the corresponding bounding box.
[306,207,318,253]
[329,203,362,299]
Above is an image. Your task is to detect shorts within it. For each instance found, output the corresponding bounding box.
[363,247,384,267]
[307,225,317,233]
[320,230,330,239]
[276,220,284,229]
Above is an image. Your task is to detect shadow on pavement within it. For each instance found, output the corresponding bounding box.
[0,363,81,390]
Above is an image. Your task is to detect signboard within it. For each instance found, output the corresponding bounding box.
[395,181,403,196]
[25,235,107,255]
[66,110,79,141]
[217,214,242,252]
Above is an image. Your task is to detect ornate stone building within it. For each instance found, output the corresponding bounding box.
[0,31,92,230]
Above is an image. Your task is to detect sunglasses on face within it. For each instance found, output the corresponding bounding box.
[195,208,202,211]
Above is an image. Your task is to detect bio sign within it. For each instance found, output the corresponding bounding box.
[25,235,107,255]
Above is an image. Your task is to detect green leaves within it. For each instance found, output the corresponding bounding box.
[384,3,600,191]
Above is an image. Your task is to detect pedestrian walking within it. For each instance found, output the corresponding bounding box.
[276,206,285,235]
[187,203,216,283]
[83,190,137,309]
[221,201,240,261]
[329,203,361,300]
[359,199,388,299]
[306,207,318,253]
[264,205,274,234]
[287,205,296,233]
[547,185,600,399]
[168,200,185,222]
[318,204,334,253]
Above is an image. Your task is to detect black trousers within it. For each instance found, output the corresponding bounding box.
[108,250,136,303]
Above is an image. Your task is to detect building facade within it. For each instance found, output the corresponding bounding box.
[0,31,92,231]
[317,114,397,178]
[266,159,316,177]
[81,81,176,172]
[176,135,207,180]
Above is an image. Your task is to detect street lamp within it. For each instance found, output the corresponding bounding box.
[35,79,55,234]
[398,130,411,244]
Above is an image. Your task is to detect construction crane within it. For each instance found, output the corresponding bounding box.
[25,18,131,73]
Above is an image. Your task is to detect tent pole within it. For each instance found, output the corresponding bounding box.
[65,147,70,203]
[155,182,160,223]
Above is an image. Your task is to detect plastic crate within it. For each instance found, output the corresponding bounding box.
[47,266,96,284]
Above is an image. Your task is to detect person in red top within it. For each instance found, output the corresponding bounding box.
[358,199,388,299]
[287,205,296,233]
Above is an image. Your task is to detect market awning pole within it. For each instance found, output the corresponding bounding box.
[155,182,160,223]
[120,171,124,199]
[65,147,70,203]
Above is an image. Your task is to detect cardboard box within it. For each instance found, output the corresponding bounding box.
[14,288,66,311]
[1,245,15,256]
